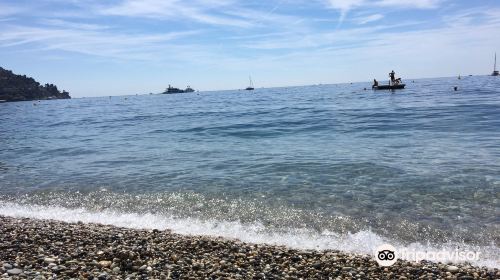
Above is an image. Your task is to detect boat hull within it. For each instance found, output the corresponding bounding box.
[373,84,406,90]
[163,89,184,94]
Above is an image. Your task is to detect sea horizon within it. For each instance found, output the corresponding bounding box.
[66,75,485,99]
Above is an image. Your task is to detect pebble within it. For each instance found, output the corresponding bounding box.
[7,268,23,275]
[98,260,112,268]
[43,257,56,264]
[2,263,13,269]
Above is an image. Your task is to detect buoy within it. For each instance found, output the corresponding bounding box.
[454,86,458,91]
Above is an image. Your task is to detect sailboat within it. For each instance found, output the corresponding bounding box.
[493,53,499,76]
[245,76,254,90]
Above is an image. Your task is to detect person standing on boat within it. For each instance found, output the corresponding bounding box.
[372,79,379,89]
[389,70,395,85]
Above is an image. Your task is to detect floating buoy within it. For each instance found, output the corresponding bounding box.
[454,86,458,91]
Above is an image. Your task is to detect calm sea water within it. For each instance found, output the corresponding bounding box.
[1,76,499,267]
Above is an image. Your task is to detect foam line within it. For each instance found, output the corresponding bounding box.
[0,202,497,268]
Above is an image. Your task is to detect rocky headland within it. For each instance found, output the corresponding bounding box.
[0,67,70,102]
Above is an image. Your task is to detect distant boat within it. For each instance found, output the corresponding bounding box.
[493,53,499,76]
[163,85,184,94]
[245,76,254,90]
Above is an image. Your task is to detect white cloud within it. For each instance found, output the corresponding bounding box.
[442,7,500,27]
[352,13,384,24]
[375,0,442,9]
[100,0,178,18]
[0,24,200,60]
[326,0,365,24]
[100,0,254,28]
[325,0,443,25]
[41,19,108,31]
[0,2,24,17]
[327,0,365,11]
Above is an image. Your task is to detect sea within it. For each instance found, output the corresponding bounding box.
[0,76,499,268]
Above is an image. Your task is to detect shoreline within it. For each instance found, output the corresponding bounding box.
[0,215,497,279]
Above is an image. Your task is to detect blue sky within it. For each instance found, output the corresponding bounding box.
[0,0,499,97]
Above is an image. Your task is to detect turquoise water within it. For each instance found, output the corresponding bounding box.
[0,76,499,267]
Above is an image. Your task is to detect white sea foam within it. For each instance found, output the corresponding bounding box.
[0,202,497,268]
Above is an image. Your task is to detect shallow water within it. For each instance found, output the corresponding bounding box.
[0,76,499,267]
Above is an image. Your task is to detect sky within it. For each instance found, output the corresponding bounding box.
[0,0,499,97]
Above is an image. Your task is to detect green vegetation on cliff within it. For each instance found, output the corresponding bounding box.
[0,67,70,102]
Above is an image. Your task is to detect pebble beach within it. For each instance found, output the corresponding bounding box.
[0,215,497,280]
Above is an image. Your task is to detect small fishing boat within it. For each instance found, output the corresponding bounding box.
[493,53,499,76]
[373,84,406,90]
[372,71,406,90]
[245,76,254,90]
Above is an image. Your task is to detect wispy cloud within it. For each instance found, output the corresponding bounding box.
[326,0,443,25]
[0,2,25,17]
[0,24,200,60]
[442,7,500,27]
[352,13,384,25]
[326,0,365,24]
[41,19,109,31]
[99,0,254,28]
[375,0,442,9]
[241,19,427,51]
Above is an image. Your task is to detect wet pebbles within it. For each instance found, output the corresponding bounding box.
[0,215,497,279]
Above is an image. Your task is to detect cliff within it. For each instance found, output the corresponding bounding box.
[0,67,71,102]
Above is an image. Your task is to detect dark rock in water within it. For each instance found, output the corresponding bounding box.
[0,67,71,102]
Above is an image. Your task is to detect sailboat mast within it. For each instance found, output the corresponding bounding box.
[495,53,497,72]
